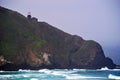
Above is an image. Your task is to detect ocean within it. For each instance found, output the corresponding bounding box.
[0,68,120,80]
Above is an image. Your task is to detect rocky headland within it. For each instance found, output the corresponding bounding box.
[0,6,116,70]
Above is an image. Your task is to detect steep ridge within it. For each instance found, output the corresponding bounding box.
[0,6,116,70]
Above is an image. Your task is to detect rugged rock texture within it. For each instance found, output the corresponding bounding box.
[0,6,116,70]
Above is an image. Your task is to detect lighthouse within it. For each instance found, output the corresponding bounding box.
[27,12,38,22]
[27,12,31,19]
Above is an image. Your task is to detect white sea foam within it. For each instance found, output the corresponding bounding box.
[51,71,66,77]
[101,67,109,70]
[73,69,80,70]
[38,69,52,74]
[18,69,23,71]
[65,74,105,79]
[0,71,4,72]
[52,70,74,74]
[65,74,84,79]
[23,75,29,77]
[0,75,12,78]
[73,69,86,71]
[38,69,48,72]
[18,69,31,72]
[49,70,75,79]
[30,78,38,80]
[108,74,120,79]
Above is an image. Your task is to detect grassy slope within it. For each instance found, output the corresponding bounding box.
[0,6,44,60]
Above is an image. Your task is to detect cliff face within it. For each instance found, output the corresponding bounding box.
[0,6,116,70]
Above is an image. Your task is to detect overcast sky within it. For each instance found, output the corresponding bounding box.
[0,0,120,65]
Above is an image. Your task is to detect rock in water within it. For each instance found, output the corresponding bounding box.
[0,6,116,70]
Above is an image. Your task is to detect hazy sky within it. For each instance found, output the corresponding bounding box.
[0,0,120,65]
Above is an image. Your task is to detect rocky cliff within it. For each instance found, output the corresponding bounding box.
[0,6,116,70]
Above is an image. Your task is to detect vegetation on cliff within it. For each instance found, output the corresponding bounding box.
[0,6,45,61]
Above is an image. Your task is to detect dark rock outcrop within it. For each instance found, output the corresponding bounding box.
[0,6,116,70]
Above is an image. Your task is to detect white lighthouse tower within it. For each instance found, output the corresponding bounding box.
[27,12,31,19]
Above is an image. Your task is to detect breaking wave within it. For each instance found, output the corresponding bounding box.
[101,67,109,70]
[0,69,120,80]
[108,74,120,79]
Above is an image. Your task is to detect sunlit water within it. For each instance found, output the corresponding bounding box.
[0,68,120,80]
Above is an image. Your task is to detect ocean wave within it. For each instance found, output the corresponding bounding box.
[23,74,30,78]
[0,71,4,72]
[73,69,87,71]
[100,67,109,70]
[38,69,52,74]
[0,75,12,78]
[65,74,106,79]
[18,69,31,72]
[0,69,120,80]
[47,70,106,79]
[65,74,83,79]
[108,74,120,79]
